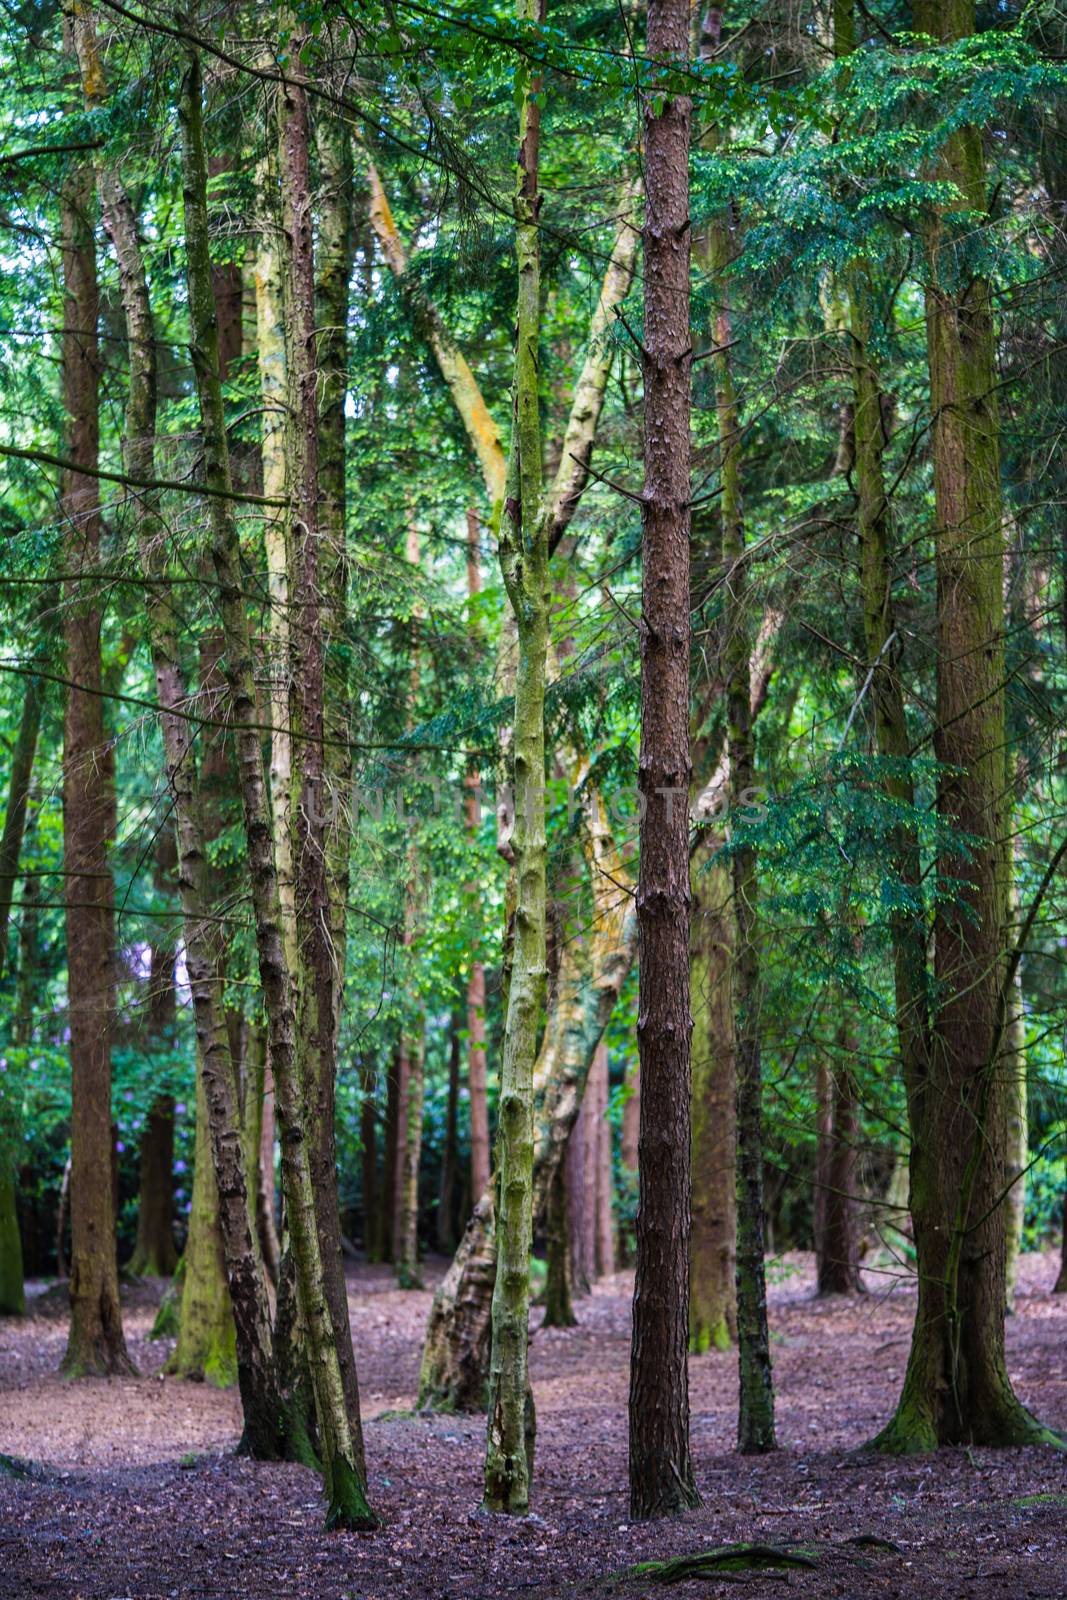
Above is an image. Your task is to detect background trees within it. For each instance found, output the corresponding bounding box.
[0,0,1065,1533]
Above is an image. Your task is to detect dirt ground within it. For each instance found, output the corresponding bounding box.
[2,1251,1066,1599]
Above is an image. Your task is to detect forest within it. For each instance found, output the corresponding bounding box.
[0,0,1066,1593]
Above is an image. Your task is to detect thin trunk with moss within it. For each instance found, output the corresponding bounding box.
[689,858,738,1353]
[180,47,374,1524]
[483,2,549,1511]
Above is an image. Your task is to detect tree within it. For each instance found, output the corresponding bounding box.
[628,0,700,1520]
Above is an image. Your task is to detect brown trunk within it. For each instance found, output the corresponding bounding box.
[360,1058,380,1259]
[628,0,698,1519]
[816,1034,863,1295]
[382,1050,399,1262]
[872,0,1053,1454]
[591,1042,615,1278]
[689,859,738,1352]
[585,1043,601,1280]
[438,1021,461,1254]
[621,1062,639,1175]
[566,1092,592,1293]
[58,136,132,1379]
[129,944,178,1277]
[542,1149,577,1328]
[814,1056,832,1271]
[392,1042,410,1268]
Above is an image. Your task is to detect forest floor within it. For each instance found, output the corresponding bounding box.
[2,1251,1067,1600]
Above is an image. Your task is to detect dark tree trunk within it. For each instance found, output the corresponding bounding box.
[1053,1189,1067,1294]
[360,1058,380,1259]
[592,1042,615,1278]
[382,1049,400,1263]
[816,1038,863,1296]
[689,859,738,1352]
[129,945,178,1277]
[58,134,132,1380]
[542,1144,577,1328]
[438,1019,461,1254]
[567,1089,593,1295]
[0,672,42,984]
[628,0,699,1520]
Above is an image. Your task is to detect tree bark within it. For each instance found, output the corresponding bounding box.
[816,1034,863,1296]
[483,0,549,1514]
[128,946,178,1278]
[628,0,699,1520]
[592,1042,615,1278]
[438,1021,461,1255]
[872,0,1056,1453]
[0,672,42,985]
[180,47,374,1524]
[689,858,738,1352]
[57,98,132,1379]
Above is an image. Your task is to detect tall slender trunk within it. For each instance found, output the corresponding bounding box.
[179,48,374,1525]
[396,523,426,1289]
[58,91,131,1378]
[1004,870,1027,1312]
[593,1042,615,1278]
[816,1029,863,1295]
[360,1058,380,1258]
[438,1019,461,1255]
[0,673,42,984]
[628,0,699,1519]
[420,805,637,1410]
[128,947,178,1278]
[71,12,284,1444]
[483,0,549,1514]
[466,511,491,1208]
[873,0,1055,1453]
[689,858,738,1352]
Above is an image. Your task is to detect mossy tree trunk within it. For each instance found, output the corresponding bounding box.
[483,0,549,1511]
[628,0,700,1521]
[872,0,1057,1454]
[72,15,283,1447]
[179,46,373,1524]
[277,51,374,1523]
[689,859,738,1353]
[169,1066,237,1386]
[420,807,637,1410]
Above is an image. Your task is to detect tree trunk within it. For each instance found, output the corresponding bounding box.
[466,512,492,1211]
[689,858,738,1353]
[277,52,373,1524]
[1053,1190,1067,1295]
[872,0,1054,1453]
[58,120,132,1380]
[1004,878,1027,1314]
[180,47,373,1524]
[816,1036,863,1296]
[382,1050,399,1263]
[129,945,178,1278]
[438,1021,461,1255]
[592,1042,615,1278]
[566,1088,591,1299]
[69,17,284,1445]
[360,1058,380,1259]
[168,1065,237,1386]
[483,0,549,1514]
[0,1177,24,1316]
[709,118,776,1452]
[542,1145,577,1328]
[628,0,699,1520]
[0,672,42,985]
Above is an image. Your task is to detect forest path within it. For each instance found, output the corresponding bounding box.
[1,1253,1066,1597]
